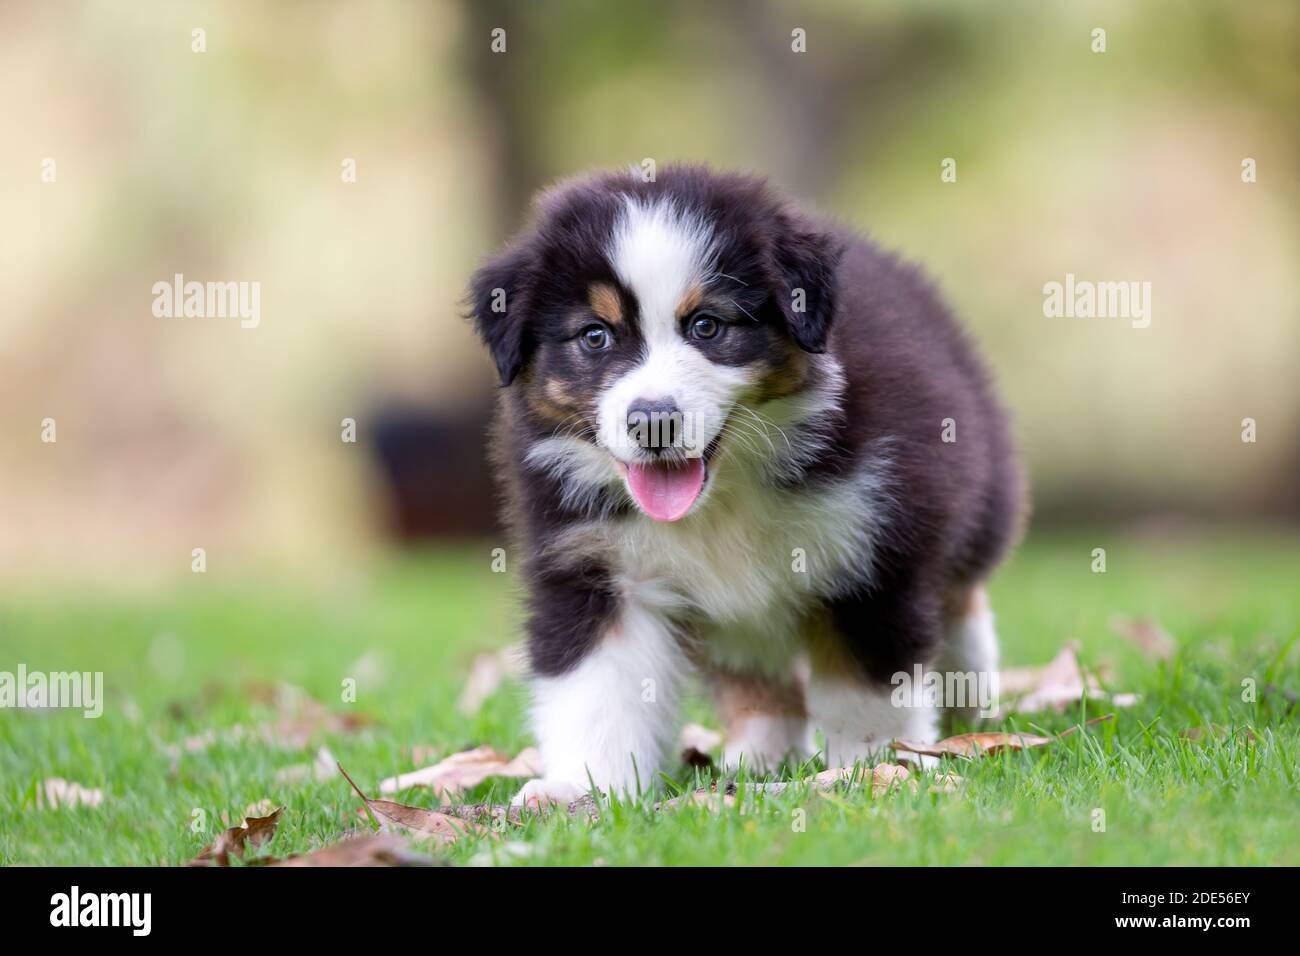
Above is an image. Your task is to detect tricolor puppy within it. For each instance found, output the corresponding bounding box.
[467,165,1023,807]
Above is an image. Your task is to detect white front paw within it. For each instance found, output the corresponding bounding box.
[510,778,592,810]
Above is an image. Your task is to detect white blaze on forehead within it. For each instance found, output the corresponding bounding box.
[608,198,716,346]
[598,197,747,462]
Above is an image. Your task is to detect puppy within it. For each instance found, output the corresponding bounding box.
[466,165,1023,806]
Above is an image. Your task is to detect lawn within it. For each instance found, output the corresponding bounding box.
[1,530,1297,866]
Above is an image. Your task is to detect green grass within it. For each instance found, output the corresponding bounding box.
[1,531,1297,866]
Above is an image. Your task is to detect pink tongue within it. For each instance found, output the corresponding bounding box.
[626,458,706,522]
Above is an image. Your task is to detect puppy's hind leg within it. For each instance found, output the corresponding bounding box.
[707,667,814,773]
[806,670,940,770]
[804,590,942,769]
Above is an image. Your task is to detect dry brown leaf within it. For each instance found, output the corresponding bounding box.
[339,763,485,847]
[895,730,1057,758]
[356,802,481,846]
[378,745,541,796]
[192,807,283,866]
[1112,616,1177,660]
[808,762,963,795]
[33,778,103,810]
[810,763,912,790]
[270,833,435,867]
[457,644,526,715]
[221,798,276,826]
[999,643,1135,714]
[895,714,1115,758]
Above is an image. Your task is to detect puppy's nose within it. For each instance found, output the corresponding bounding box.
[627,398,682,451]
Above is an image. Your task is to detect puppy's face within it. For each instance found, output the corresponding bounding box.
[468,167,840,521]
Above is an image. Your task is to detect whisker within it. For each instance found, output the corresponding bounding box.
[728,298,757,323]
[734,403,793,455]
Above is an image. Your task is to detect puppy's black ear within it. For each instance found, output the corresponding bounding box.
[768,220,842,353]
[466,241,536,386]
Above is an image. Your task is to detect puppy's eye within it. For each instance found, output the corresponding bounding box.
[688,313,722,340]
[579,323,612,352]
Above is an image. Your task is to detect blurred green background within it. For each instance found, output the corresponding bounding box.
[0,0,1296,583]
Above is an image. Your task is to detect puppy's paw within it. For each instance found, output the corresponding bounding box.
[723,715,814,773]
[510,778,591,810]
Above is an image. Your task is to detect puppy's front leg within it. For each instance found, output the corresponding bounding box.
[513,583,685,808]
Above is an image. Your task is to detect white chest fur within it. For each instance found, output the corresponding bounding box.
[604,457,889,672]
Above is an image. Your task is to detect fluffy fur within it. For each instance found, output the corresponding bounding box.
[466,165,1024,804]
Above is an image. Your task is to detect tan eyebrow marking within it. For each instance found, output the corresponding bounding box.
[588,282,623,326]
[676,281,705,319]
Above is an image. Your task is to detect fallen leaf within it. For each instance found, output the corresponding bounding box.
[999,643,1135,714]
[339,763,485,847]
[810,763,912,791]
[356,804,480,846]
[1112,616,1177,660]
[33,778,103,810]
[895,714,1115,758]
[270,833,436,867]
[895,731,1056,758]
[192,807,282,866]
[458,644,526,715]
[222,798,276,826]
[378,745,541,796]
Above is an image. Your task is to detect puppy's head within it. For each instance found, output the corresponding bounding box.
[467,165,841,521]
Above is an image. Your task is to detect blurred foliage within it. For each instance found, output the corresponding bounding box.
[0,0,1295,576]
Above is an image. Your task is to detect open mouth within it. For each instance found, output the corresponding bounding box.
[616,456,708,522]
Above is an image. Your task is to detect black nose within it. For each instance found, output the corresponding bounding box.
[627,398,682,451]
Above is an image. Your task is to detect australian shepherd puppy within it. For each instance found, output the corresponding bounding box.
[467,165,1023,807]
